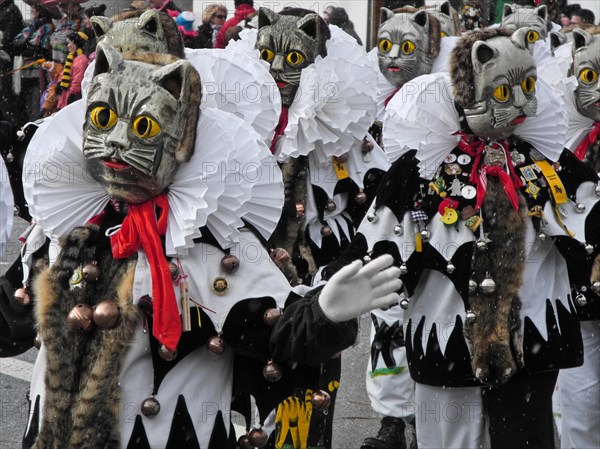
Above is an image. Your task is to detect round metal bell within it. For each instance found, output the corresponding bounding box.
[575,293,587,307]
[595,185,600,197]
[238,435,254,449]
[158,344,178,361]
[367,212,377,223]
[393,224,403,236]
[465,310,476,321]
[361,139,374,153]
[321,225,333,237]
[585,243,594,255]
[263,360,282,382]
[592,281,600,293]
[92,300,120,329]
[207,335,226,355]
[220,255,240,274]
[335,153,349,163]
[67,304,95,333]
[479,277,497,295]
[399,263,408,276]
[263,308,282,326]
[468,279,478,294]
[575,202,586,213]
[362,255,372,264]
[270,248,290,268]
[325,199,336,212]
[14,287,31,306]
[355,190,368,205]
[476,239,488,251]
[248,428,269,448]
[399,298,409,310]
[446,262,456,274]
[420,229,430,242]
[311,390,331,411]
[33,333,41,350]
[141,397,161,416]
[6,152,14,163]
[82,263,101,283]
[538,232,547,241]
[168,262,179,281]
[296,203,305,217]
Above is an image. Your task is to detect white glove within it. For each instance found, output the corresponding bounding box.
[318,254,403,322]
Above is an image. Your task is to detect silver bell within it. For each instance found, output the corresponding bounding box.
[393,224,403,236]
[476,239,488,251]
[479,277,497,294]
[16,129,25,141]
[595,185,600,197]
[399,263,408,275]
[538,232,547,241]
[399,298,410,310]
[575,293,587,307]
[585,243,594,255]
[575,202,586,213]
[362,255,372,264]
[367,212,377,223]
[446,262,456,274]
[468,279,478,293]
[420,229,431,242]
[592,281,600,293]
[465,310,476,321]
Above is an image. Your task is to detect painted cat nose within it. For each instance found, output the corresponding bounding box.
[512,86,527,108]
[271,54,285,73]
[106,121,130,151]
[389,44,400,58]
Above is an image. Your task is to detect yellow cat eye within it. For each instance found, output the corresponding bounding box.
[132,116,161,139]
[260,48,275,62]
[286,51,305,67]
[493,84,510,102]
[441,31,447,38]
[401,40,416,55]
[521,76,536,94]
[526,30,540,44]
[579,68,598,85]
[90,106,117,130]
[379,38,393,53]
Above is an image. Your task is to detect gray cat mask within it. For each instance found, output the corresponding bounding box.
[256,8,326,107]
[377,8,439,88]
[83,44,201,204]
[428,1,461,38]
[572,29,600,122]
[501,4,548,49]
[463,29,538,140]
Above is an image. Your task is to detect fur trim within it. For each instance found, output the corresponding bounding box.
[464,178,526,386]
[31,224,139,449]
[450,28,513,109]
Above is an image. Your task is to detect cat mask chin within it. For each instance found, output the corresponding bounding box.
[572,29,600,123]
[83,44,201,204]
[462,32,538,140]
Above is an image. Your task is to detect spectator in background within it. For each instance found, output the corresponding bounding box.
[13,4,54,61]
[560,4,581,27]
[39,60,63,117]
[51,2,85,63]
[0,0,24,123]
[214,0,255,48]
[83,4,107,59]
[197,3,227,48]
[571,8,595,25]
[56,31,89,110]
[175,11,201,48]
[322,5,334,23]
[328,7,363,45]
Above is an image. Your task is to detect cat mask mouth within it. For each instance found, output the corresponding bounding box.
[103,158,130,170]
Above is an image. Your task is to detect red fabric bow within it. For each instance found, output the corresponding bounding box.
[270,106,289,154]
[384,87,401,108]
[574,123,600,161]
[111,194,181,351]
[456,133,523,212]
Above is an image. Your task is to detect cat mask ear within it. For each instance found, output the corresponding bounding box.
[411,10,429,29]
[502,3,514,20]
[471,41,496,73]
[438,1,451,17]
[90,16,111,39]
[258,7,279,30]
[550,31,566,52]
[380,7,395,26]
[137,9,165,41]
[93,43,124,78]
[296,13,321,43]
[534,5,548,22]
[573,28,593,51]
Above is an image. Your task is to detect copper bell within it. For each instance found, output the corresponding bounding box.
[168,262,179,280]
[270,248,290,268]
[296,203,305,217]
[335,153,349,163]
[33,333,41,350]
[321,225,333,237]
[67,304,94,332]
[362,139,374,153]
[207,335,226,355]
[263,308,282,326]
[310,390,331,411]
[248,428,269,448]
[221,255,240,274]
[355,190,368,205]
[237,435,254,449]
[14,287,31,306]
[263,360,282,382]
[158,344,178,361]
[141,397,161,416]
[325,199,336,212]
[82,263,101,283]
[92,300,120,329]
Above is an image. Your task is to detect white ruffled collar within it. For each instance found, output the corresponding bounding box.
[383,71,568,179]
[23,100,283,256]
[0,156,13,258]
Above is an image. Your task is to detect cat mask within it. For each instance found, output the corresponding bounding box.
[428,1,461,38]
[256,8,328,107]
[377,7,440,88]
[572,29,600,122]
[83,44,201,204]
[451,28,538,140]
[501,4,548,49]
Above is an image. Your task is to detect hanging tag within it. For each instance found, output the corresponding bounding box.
[180,279,191,332]
[333,160,349,180]
[535,160,568,204]
[415,232,423,252]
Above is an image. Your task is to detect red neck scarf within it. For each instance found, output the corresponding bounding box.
[384,87,400,108]
[574,122,600,161]
[110,194,181,351]
[456,133,523,212]
[270,106,289,154]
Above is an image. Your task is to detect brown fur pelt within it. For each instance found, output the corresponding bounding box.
[32,225,139,449]
[450,28,514,109]
[464,177,527,386]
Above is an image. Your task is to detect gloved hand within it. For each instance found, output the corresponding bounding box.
[318,254,402,322]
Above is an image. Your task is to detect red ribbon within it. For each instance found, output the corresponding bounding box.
[270,106,289,154]
[110,194,181,351]
[456,133,523,212]
[574,123,600,161]
[384,87,401,108]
